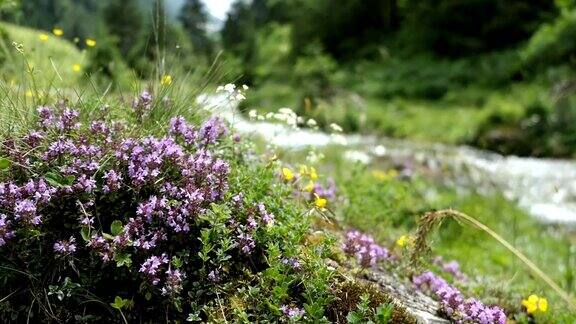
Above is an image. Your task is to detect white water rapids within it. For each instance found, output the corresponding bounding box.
[200,94,576,224]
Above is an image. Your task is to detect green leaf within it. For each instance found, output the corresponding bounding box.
[110,296,128,310]
[64,175,76,185]
[45,172,75,187]
[0,157,11,170]
[44,172,63,187]
[80,227,91,242]
[171,256,182,268]
[114,253,132,268]
[110,220,123,236]
[186,312,201,322]
[102,233,114,240]
[375,303,393,324]
[346,311,363,324]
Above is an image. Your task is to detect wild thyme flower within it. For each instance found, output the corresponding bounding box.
[14,199,41,225]
[342,230,389,268]
[208,269,221,283]
[198,116,228,146]
[235,231,255,254]
[102,169,122,193]
[139,254,169,285]
[279,305,305,320]
[133,90,153,119]
[0,214,15,246]
[54,236,77,254]
[413,271,506,324]
[161,268,185,296]
[87,235,114,261]
[281,258,302,271]
[257,203,275,226]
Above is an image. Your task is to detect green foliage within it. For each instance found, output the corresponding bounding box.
[102,0,143,58]
[346,294,394,324]
[401,0,556,57]
[522,9,576,70]
[178,0,213,57]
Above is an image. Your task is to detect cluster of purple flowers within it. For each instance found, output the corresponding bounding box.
[281,257,302,270]
[342,230,389,268]
[0,179,57,239]
[133,90,153,120]
[413,271,506,324]
[311,178,337,200]
[432,256,468,281]
[54,236,77,254]
[279,305,305,320]
[0,95,241,297]
[0,214,14,246]
[226,194,278,256]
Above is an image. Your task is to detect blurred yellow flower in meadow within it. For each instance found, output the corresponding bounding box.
[72,64,81,72]
[522,294,548,314]
[304,180,314,192]
[52,28,63,37]
[160,74,173,86]
[372,169,398,181]
[396,235,409,247]
[38,33,49,41]
[85,38,96,47]
[314,194,327,209]
[282,167,294,181]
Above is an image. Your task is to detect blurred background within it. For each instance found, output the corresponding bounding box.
[1,0,576,158]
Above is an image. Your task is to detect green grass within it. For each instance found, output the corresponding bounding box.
[328,159,576,321]
[0,22,85,88]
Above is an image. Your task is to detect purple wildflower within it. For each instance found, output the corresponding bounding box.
[54,236,77,254]
[342,230,389,267]
[133,91,153,119]
[280,305,305,320]
[413,271,506,324]
[139,254,169,285]
[102,169,122,193]
[208,269,221,283]
[14,199,41,225]
[0,214,15,246]
[236,232,255,254]
[198,116,228,146]
[258,203,274,226]
[161,268,186,295]
[281,258,302,270]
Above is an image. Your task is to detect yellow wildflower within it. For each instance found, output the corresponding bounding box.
[314,194,327,209]
[85,38,96,47]
[282,167,294,181]
[304,180,314,193]
[25,90,34,98]
[310,167,318,180]
[522,294,548,314]
[160,74,173,86]
[372,169,398,181]
[72,64,81,72]
[396,235,411,247]
[299,165,309,175]
[52,28,63,37]
[39,33,49,42]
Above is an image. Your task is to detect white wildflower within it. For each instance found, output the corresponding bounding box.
[329,123,343,133]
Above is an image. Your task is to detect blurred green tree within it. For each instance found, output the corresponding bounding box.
[178,0,213,57]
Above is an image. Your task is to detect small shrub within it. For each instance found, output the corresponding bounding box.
[0,92,333,322]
